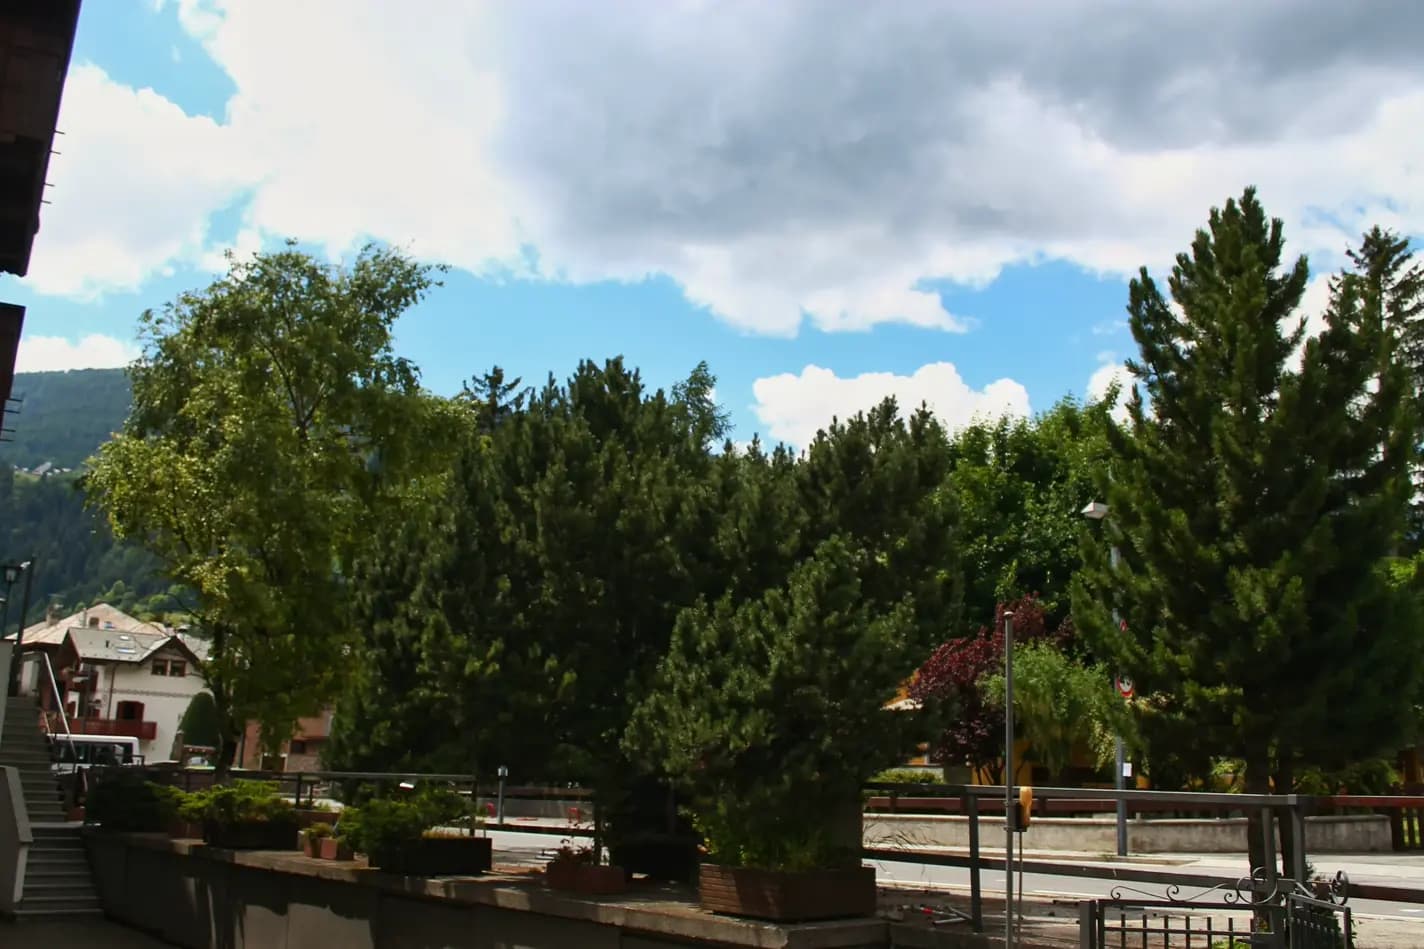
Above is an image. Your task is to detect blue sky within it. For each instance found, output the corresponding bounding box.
[3,0,1420,447]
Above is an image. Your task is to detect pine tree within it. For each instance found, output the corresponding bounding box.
[1072,189,1422,875]
[1349,228,1424,549]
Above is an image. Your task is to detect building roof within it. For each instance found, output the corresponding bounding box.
[0,0,83,277]
[66,625,171,663]
[6,602,168,647]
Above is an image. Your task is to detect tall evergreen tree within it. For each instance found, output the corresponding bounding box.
[1349,228,1424,549]
[1072,189,1422,874]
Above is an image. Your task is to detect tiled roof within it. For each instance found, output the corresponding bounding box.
[6,602,167,647]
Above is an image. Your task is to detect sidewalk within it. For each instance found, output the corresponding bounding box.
[1,918,166,948]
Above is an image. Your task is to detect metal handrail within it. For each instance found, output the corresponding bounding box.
[38,651,76,754]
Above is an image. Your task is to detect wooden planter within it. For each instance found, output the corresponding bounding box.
[167,818,204,840]
[545,861,627,895]
[697,863,876,922]
[319,837,354,861]
[203,819,300,850]
[368,836,492,875]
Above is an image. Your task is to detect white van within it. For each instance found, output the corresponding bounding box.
[50,734,142,773]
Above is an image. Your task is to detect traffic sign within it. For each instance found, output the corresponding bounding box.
[1115,674,1134,699]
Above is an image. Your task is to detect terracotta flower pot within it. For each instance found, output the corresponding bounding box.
[319,837,353,861]
[546,861,627,895]
[301,833,323,857]
[167,818,203,840]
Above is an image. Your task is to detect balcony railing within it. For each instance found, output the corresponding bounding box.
[71,717,157,741]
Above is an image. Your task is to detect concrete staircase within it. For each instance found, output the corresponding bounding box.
[2,696,101,919]
[1,697,65,822]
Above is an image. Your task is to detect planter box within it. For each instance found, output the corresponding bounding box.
[368,836,492,875]
[546,861,627,895]
[319,837,353,861]
[697,863,876,922]
[295,808,339,829]
[168,819,203,840]
[203,819,300,850]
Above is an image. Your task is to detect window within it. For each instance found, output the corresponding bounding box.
[151,659,187,677]
[116,701,144,722]
[289,740,307,755]
[151,660,167,676]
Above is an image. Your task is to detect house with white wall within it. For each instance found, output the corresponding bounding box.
[5,603,210,763]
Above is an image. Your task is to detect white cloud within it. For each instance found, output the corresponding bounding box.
[16,334,139,373]
[23,63,259,299]
[750,362,1030,448]
[1087,358,1134,424]
[25,1,1424,339]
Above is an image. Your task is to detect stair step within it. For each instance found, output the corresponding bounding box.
[13,899,103,916]
[23,882,97,900]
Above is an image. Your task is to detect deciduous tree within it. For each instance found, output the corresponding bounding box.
[85,243,445,776]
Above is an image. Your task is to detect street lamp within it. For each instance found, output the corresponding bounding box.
[1081,502,1128,858]
[3,560,34,695]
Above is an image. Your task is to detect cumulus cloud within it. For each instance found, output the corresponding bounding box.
[1087,358,1134,423]
[750,362,1030,448]
[16,334,139,373]
[27,0,1424,337]
[24,64,258,298]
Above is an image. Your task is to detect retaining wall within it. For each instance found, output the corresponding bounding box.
[863,813,1392,854]
[85,833,907,949]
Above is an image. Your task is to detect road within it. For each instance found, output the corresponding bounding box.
[483,827,1424,922]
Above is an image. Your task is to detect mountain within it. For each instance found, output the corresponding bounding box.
[0,368,182,625]
[0,368,132,470]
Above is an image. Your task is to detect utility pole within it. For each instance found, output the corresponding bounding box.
[1003,610,1015,949]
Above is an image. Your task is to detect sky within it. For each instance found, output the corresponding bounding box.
[2,0,1421,449]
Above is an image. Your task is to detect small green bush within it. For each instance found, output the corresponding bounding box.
[178,781,297,826]
[86,772,183,832]
[871,768,943,785]
[338,789,471,856]
[303,822,333,840]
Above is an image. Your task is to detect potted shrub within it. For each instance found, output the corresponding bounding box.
[179,781,300,850]
[84,771,184,833]
[320,829,354,861]
[301,821,332,857]
[340,788,490,875]
[627,538,933,922]
[545,840,627,895]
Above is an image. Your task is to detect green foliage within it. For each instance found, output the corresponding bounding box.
[178,692,221,748]
[1349,227,1423,550]
[982,641,1136,782]
[1073,188,1423,796]
[84,243,448,772]
[337,789,470,856]
[84,772,182,832]
[627,537,929,871]
[947,399,1114,634]
[871,769,943,785]
[0,368,131,470]
[0,467,186,628]
[176,781,296,826]
[302,822,333,840]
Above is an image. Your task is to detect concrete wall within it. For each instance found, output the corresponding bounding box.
[0,766,31,914]
[863,813,1392,854]
[86,834,891,949]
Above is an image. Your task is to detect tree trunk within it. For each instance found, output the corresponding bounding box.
[1274,755,1297,883]
[1242,749,1277,935]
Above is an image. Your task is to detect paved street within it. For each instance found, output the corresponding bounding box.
[484,826,1424,921]
[1,918,167,948]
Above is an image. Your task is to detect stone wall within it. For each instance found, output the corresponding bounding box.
[84,834,895,949]
[863,813,1392,854]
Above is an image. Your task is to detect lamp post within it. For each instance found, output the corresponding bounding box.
[1002,610,1015,949]
[1081,502,1128,858]
[3,560,31,695]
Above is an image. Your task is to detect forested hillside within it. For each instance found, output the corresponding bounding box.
[0,368,183,624]
[0,368,131,470]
